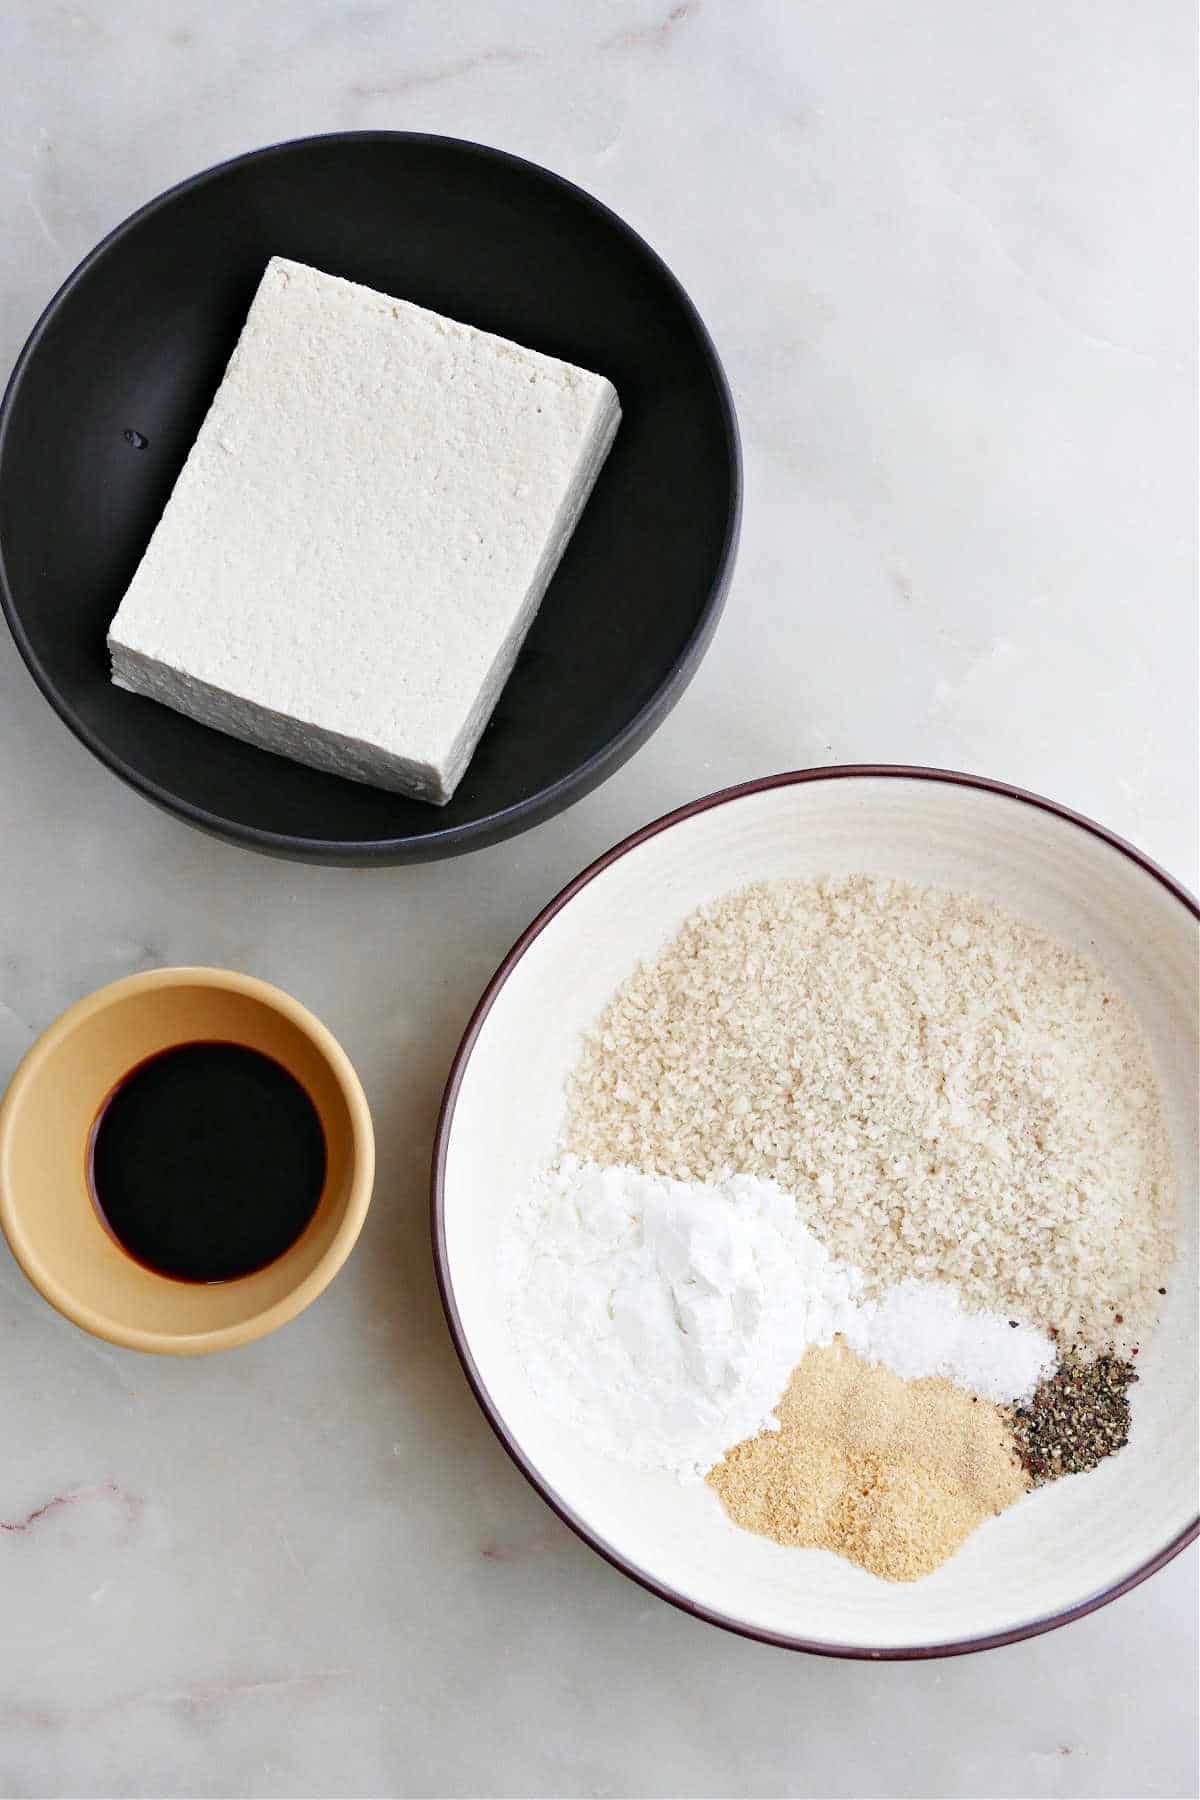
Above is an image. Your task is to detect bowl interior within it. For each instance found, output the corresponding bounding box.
[0,134,737,861]
[440,774,1198,1652]
[0,972,368,1351]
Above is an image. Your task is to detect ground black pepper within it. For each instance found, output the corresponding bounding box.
[1006,1354,1138,1485]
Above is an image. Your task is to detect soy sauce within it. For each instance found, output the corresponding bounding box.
[88,1042,326,1283]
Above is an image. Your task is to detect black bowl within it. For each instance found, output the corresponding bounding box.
[0,133,740,864]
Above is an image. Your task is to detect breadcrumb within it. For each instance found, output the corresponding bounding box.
[566,876,1173,1351]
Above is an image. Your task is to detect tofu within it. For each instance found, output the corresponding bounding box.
[107,256,621,804]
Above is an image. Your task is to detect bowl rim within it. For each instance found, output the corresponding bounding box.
[0,129,741,866]
[0,965,375,1354]
[431,763,1200,1659]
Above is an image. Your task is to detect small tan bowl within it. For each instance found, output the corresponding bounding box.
[0,967,374,1354]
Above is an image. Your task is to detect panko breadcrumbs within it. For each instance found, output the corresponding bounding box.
[566,875,1173,1352]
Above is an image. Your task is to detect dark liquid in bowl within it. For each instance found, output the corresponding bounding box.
[88,1042,326,1283]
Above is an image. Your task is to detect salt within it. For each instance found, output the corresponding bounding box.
[846,1278,1055,1403]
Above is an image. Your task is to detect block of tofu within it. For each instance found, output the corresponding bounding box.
[107,256,621,804]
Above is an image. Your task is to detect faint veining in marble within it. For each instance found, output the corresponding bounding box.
[0,1670,351,1733]
[0,1698,56,1731]
[1,1481,143,1538]
[347,46,532,104]
[944,179,1159,365]
[168,1670,351,1724]
[24,181,63,252]
[601,1,698,53]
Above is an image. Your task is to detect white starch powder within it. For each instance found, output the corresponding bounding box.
[504,1160,861,1480]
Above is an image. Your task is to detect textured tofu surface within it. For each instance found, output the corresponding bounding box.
[108,256,621,803]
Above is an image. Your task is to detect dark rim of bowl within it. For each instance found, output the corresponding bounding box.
[431,763,1200,1660]
[0,130,741,863]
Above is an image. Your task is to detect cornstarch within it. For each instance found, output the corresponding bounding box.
[502,1160,862,1480]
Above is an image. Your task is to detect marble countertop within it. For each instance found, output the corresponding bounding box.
[1,3,1195,1796]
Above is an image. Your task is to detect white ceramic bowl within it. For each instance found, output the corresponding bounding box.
[433,767,1198,1657]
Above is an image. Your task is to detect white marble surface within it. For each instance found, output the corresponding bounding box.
[1,2,1196,1795]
